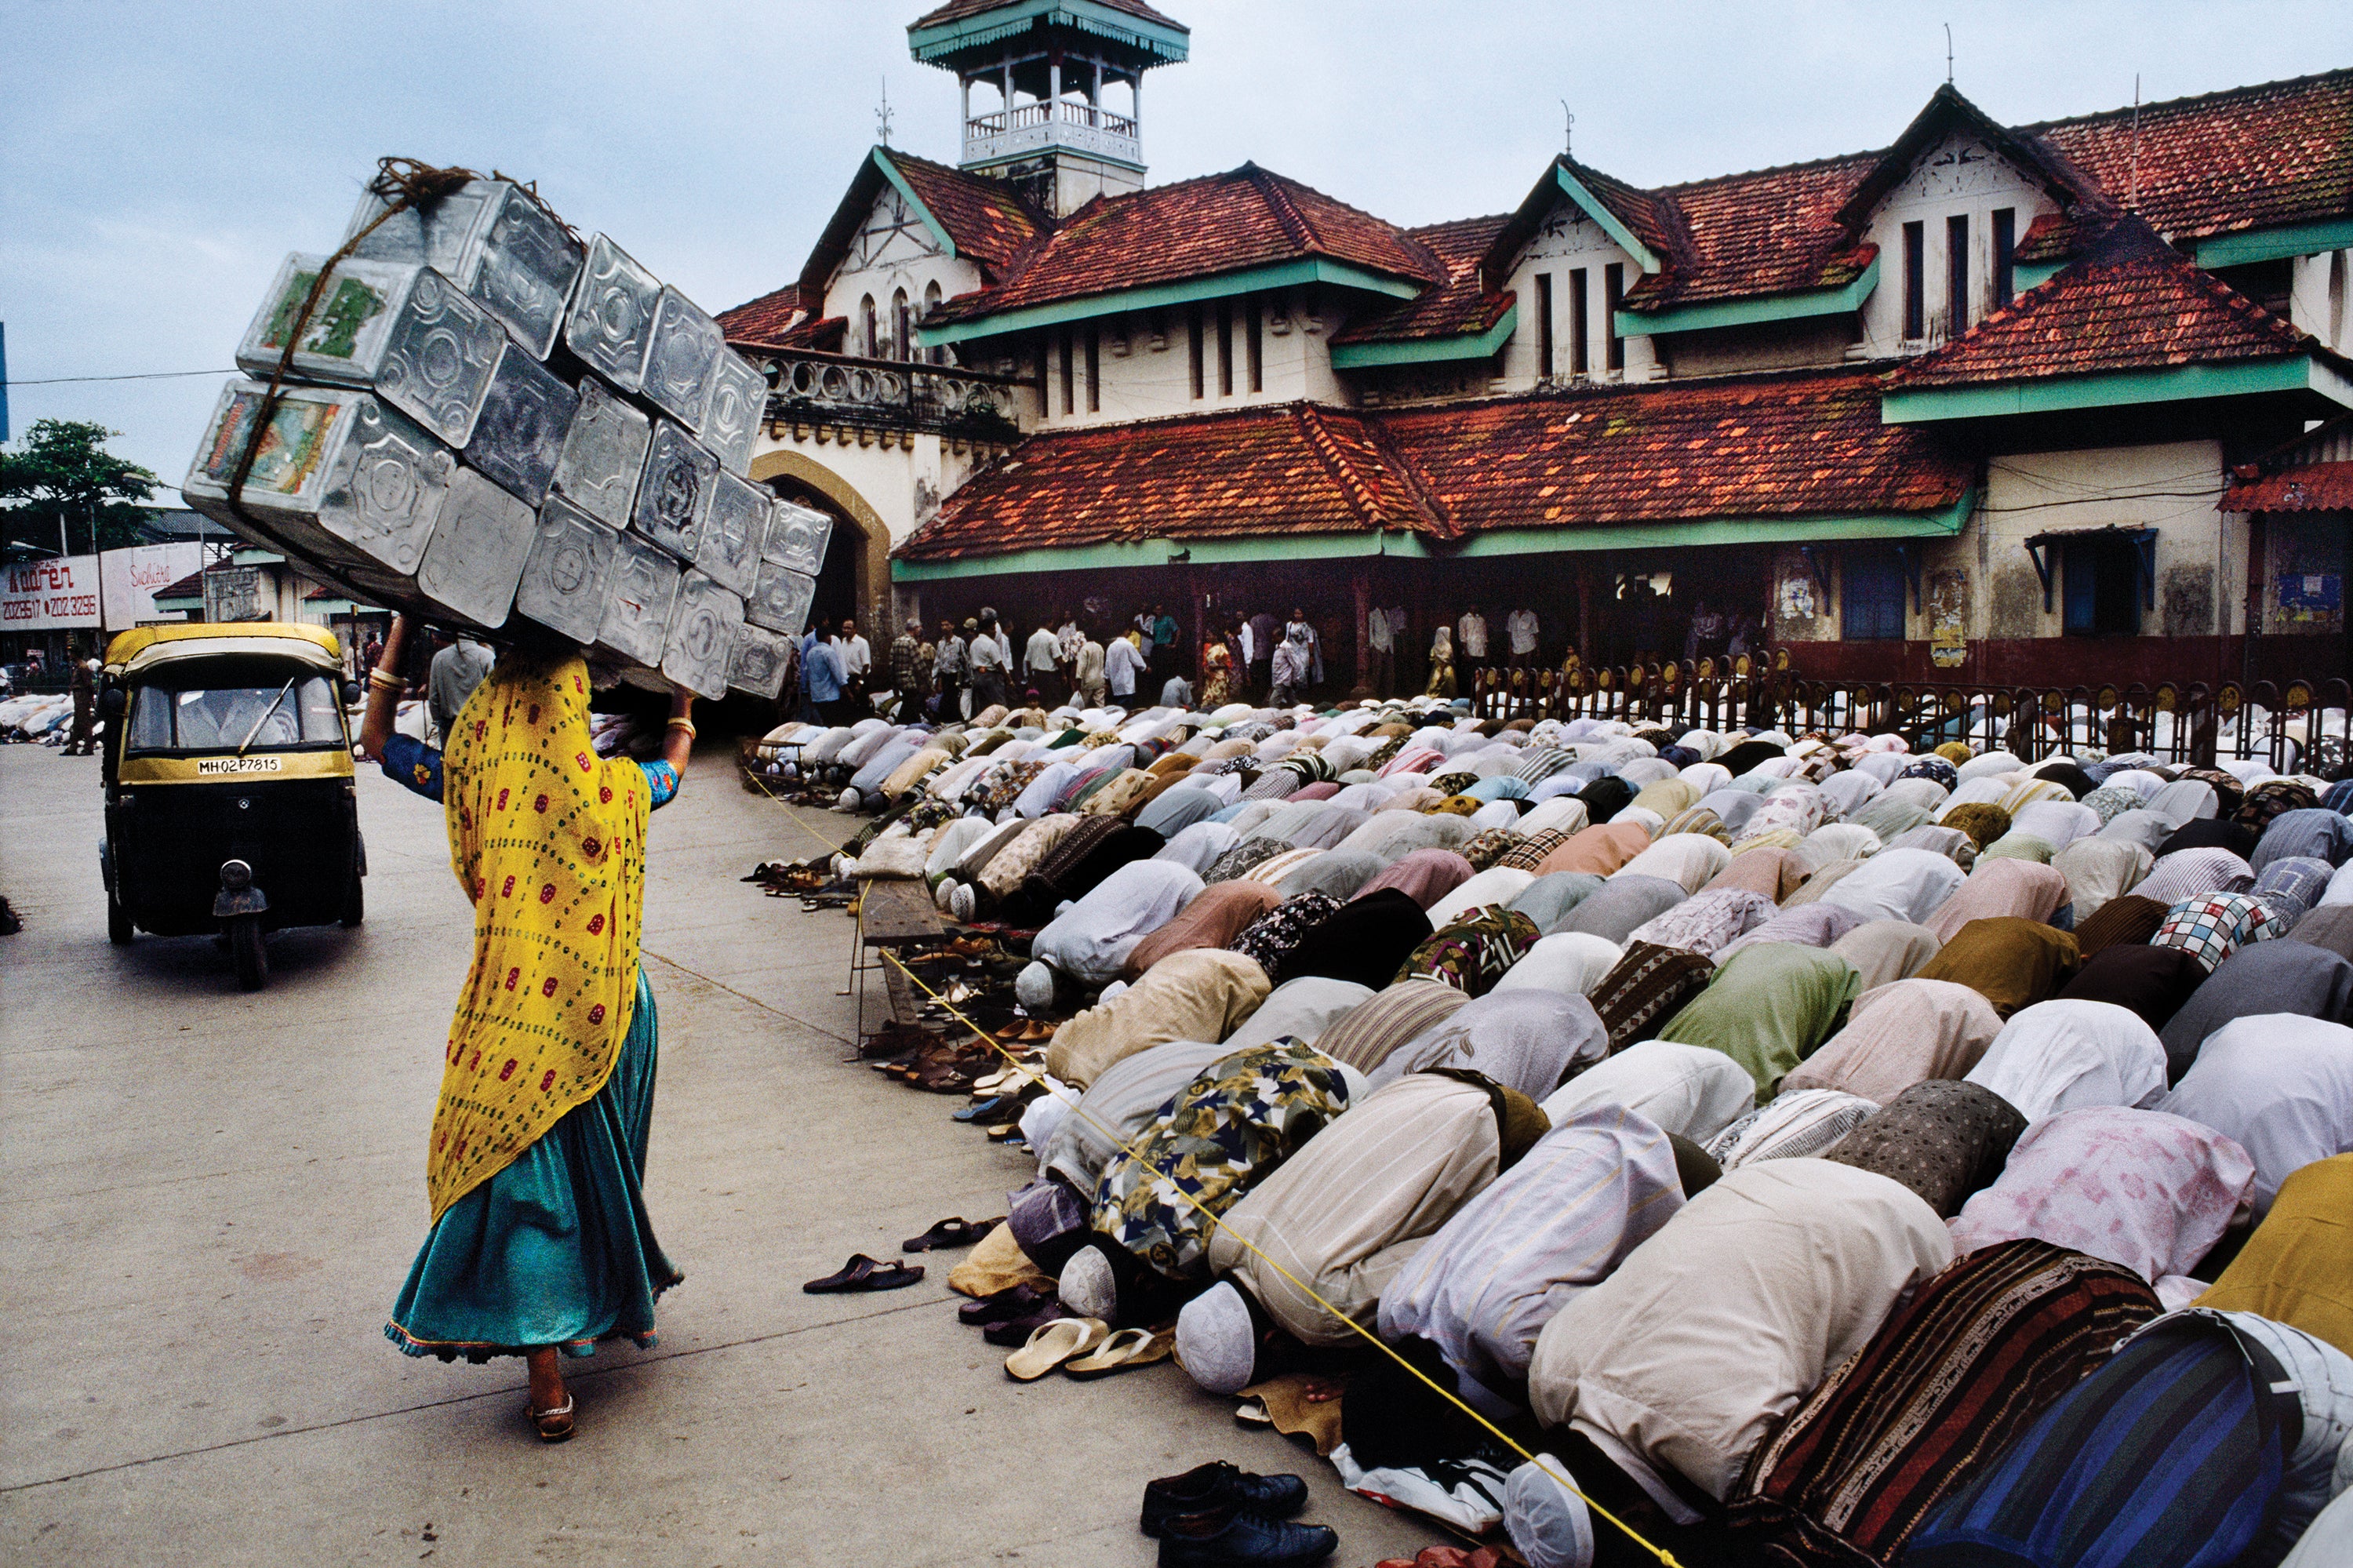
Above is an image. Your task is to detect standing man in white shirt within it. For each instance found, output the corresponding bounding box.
[833,618,874,713]
[1457,605,1490,692]
[1024,618,1063,708]
[968,611,1009,713]
[1104,629,1147,701]
[1506,606,1540,671]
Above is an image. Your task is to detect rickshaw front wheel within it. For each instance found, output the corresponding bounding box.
[226,914,267,991]
[340,872,365,929]
[107,891,133,946]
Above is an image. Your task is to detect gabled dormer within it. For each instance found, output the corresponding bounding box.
[1478,157,1676,388]
[1840,85,2108,357]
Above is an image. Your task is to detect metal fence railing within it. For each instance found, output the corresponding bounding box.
[1470,655,2352,776]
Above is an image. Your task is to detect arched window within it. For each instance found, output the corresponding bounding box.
[924,282,945,364]
[860,294,878,358]
[893,288,912,362]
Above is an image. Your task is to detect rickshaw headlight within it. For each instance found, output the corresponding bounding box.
[220,859,254,890]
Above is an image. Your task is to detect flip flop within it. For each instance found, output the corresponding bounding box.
[527,1395,576,1443]
[958,1281,1056,1326]
[903,1217,1002,1253]
[1064,1326,1175,1380]
[801,1253,926,1293]
[1005,1317,1109,1381]
[952,1096,1015,1123]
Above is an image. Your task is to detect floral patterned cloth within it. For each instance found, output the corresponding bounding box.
[1203,836,1298,885]
[1458,827,1527,871]
[1395,905,1541,997]
[1627,888,1778,957]
[1092,1040,1354,1282]
[1229,892,1344,975]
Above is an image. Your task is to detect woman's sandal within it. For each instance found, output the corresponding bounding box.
[528,1395,576,1443]
[1004,1317,1109,1381]
[802,1253,926,1293]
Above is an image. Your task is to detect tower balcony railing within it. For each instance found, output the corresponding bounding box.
[963,98,1140,166]
[750,346,1026,446]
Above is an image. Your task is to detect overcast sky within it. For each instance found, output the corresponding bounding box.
[5,0,2347,487]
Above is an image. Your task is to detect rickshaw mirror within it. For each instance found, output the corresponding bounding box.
[340,678,362,707]
[100,687,127,718]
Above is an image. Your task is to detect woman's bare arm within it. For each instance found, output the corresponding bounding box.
[355,615,410,762]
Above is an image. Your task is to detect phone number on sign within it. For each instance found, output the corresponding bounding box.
[2,594,100,622]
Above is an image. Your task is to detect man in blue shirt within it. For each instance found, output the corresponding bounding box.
[800,628,848,725]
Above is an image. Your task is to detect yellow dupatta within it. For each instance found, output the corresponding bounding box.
[425,655,649,1222]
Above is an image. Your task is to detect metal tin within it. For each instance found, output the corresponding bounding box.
[744,559,817,637]
[696,469,766,597]
[465,185,584,361]
[660,570,744,699]
[728,623,794,700]
[416,470,534,630]
[345,180,498,278]
[564,235,660,392]
[184,379,362,527]
[762,497,834,576]
[701,351,767,476]
[348,180,584,361]
[235,253,415,388]
[464,348,578,508]
[642,286,722,430]
[317,395,456,575]
[237,256,502,446]
[515,497,620,644]
[631,420,717,561]
[372,270,505,446]
[594,533,682,668]
[549,377,649,529]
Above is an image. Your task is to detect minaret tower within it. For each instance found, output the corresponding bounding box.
[907,1,1190,217]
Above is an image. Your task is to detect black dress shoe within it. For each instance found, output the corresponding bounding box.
[1155,1508,1337,1567]
[1140,1461,1311,1537]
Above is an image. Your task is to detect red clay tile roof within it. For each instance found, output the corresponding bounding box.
[928,164,1444,327]
[897,403,1446,561]
[1887,215,2318,388]
[1332,215,1514,345]
[1379,370,1969,530]
[898,371,1972,560]
[1619,152,1882,311]
[2029,70,2353,249]
[911,0,1185,32]
[715,286,808,346]
[2222,461,2353,512]
[885,151,1050,278]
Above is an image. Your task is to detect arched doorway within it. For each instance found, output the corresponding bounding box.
[747,449,895,641]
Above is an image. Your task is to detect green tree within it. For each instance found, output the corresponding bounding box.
[0,419,161,556]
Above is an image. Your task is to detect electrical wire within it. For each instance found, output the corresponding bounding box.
[4,369,237,387]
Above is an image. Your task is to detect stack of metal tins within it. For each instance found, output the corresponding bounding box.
[180,175,818,700]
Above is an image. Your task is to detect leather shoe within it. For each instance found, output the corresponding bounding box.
[1155,1507,1337,1567]
[1141,1461,1310,1537]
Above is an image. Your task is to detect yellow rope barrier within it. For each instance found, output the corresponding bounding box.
[878,944,1683,1568]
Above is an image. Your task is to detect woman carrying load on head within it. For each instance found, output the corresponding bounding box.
[355,613,694,1444]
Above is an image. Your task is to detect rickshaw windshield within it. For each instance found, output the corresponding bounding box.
[124,657,344,755]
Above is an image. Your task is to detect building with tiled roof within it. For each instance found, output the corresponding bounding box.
[723,9,2353,687]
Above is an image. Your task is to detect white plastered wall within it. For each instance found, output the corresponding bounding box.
[1495,204,1657,391]
[1857,133,2060,356]
[1031,286,1350,428]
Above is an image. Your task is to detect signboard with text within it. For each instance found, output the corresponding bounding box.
[99,544,206,628]
[204,566,261,624]
[2,555,102,631]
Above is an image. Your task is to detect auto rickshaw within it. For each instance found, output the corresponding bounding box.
[99,624,365,988]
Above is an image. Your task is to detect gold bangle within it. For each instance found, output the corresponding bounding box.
[667,719,696,737]
[367,669,402,693]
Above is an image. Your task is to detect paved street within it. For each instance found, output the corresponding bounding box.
[0,741,1438,1566]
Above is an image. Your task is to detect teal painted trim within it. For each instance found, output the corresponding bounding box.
[1329,304,1518,369]
[1555,166,1660,275]
[229,547,285,566]
[1882,355,2348,424]
[908,0,1190,65]
[1615,256,1879,339]
[871,150,958,260]
[2012,259,2064,292]
[2191,217,2353,270]
[892,486,1977,580]
[920,258,1424,346]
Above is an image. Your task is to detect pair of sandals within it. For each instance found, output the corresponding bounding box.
[1003,1318,1174,1381]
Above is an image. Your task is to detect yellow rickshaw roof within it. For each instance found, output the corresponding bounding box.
[106,622,344,678]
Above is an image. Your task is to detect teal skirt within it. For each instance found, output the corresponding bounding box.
[386,970,682,1362]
